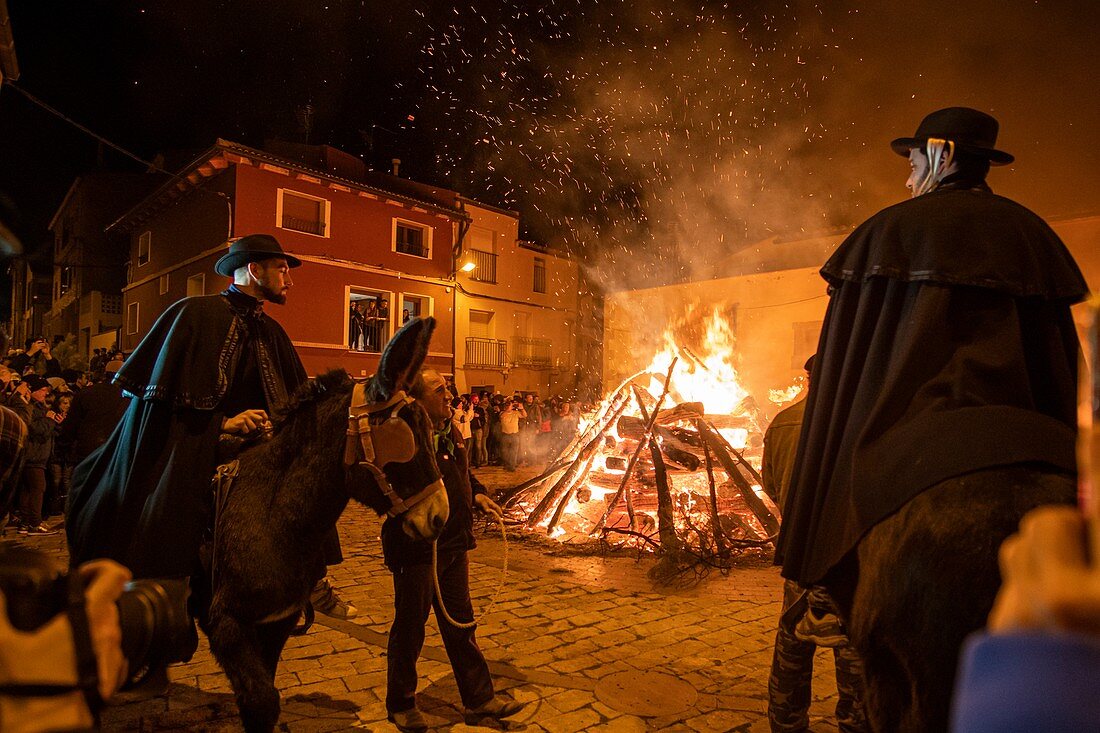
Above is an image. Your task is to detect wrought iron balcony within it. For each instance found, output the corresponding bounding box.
[467,249,498,284]
[281,215,326,236]
[514,336,552,369]
[396,240,430,258]
[465,337,508,368]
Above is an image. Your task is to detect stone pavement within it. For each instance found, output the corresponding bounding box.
[10,466,851,732]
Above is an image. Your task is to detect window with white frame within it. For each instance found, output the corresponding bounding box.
[277,189,330,237]
[137,231,151,267]
[348,289,391,353]
[126,302,140,335]
[393,219,431,258]
[159,274,169,295]
[186,273,205,297]
[399,293,431,326]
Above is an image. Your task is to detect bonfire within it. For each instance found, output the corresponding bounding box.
[501,309,803,567]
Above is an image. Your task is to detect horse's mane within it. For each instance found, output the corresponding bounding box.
[270,368,354,433]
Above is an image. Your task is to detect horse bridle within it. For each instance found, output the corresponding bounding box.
[344,382,444,517]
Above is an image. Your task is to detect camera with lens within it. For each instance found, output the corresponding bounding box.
[0,546,195,689]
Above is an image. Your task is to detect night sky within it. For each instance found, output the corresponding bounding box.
[2,0,1098,297]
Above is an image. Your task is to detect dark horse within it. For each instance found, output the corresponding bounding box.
[201,316,449,732]
[830,464,1074,732]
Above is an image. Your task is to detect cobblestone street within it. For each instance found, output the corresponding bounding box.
[17,467,849,732]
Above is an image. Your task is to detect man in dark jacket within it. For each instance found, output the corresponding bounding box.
[57,359,129,466]
[775,108,1086,730]
[383,369,522,732]
[10,337,62,378]
[66,234,353,621]
[10,375,60,534]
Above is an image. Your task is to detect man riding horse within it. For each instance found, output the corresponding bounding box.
[67,234,354,618]
[775,108,1087,731]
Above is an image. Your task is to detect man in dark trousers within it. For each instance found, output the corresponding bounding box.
[66,234,354,617]
[764,355,866,733]
[775,108,1086,730]
[383,369,523,732]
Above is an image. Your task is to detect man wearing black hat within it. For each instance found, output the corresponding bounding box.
[68,234,353,616]
[775,108,1086,730]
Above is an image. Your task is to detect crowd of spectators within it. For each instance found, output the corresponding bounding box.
[451,389,583,472]
[0,335,129,536]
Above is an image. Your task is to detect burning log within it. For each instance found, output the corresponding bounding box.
[694,419,780,538]
[634,395,681,555]
[615,417,702,470]
[527,394,630,529]
[593,358,679,535]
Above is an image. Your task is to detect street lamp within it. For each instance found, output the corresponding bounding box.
[458,253,477,273]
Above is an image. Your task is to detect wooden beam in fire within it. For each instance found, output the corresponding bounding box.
[695,420,780,538]
[633,387,681,554]
[592,358,679,536]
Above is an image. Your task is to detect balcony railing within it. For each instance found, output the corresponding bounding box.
[282,215,326,236]
[514,336,552,369]
[468,249,498,284]
[396,240,429,258]
[350,317,390,354]
[465,337,508,368]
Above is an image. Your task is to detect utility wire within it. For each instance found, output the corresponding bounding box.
[3,79,162,172]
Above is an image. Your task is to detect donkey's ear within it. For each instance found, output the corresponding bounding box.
[371,316,436,400]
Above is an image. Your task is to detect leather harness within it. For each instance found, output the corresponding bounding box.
[342,382,444,517]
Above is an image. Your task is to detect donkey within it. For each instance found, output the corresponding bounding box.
[829,465,1075,732]
[201,316,450,732]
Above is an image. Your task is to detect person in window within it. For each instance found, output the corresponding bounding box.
[402,308,411,325]
[349,301,366,352]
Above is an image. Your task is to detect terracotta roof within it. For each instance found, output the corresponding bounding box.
[108,139,469,233]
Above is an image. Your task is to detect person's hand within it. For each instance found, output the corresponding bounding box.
[26,340,42,356]
[76,560,131,699]
[222,409,270,435]
[474,493,504,521]
[988,505,1100,635]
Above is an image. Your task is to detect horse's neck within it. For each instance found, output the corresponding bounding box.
[259,412,349,523]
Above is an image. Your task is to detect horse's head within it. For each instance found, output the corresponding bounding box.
[346,316,449,540]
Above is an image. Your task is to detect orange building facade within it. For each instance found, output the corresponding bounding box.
[114,140,466,378]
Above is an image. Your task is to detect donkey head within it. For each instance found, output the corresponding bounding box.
[350,316,449,540]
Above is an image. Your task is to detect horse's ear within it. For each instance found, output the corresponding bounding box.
[370,316,435,401]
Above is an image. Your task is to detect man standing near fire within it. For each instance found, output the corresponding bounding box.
[763,355,866,733]
[383,369,523,732]
[775,108,1087,730]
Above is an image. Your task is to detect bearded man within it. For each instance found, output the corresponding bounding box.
[775,108,1087,730]
[67,234,353,617]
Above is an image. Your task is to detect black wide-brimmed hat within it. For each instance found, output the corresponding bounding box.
[890,107,1014,166]
[214,234,302,277]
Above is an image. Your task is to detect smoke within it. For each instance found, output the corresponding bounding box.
[411,0,1099,293]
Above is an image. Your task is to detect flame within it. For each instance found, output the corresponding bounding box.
[768,376,806,406]
[646,307,749,414]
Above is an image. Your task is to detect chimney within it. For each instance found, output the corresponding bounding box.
[391,158,401,176]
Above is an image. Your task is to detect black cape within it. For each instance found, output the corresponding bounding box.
[776,182,1088,585]
[66,289,306,577]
